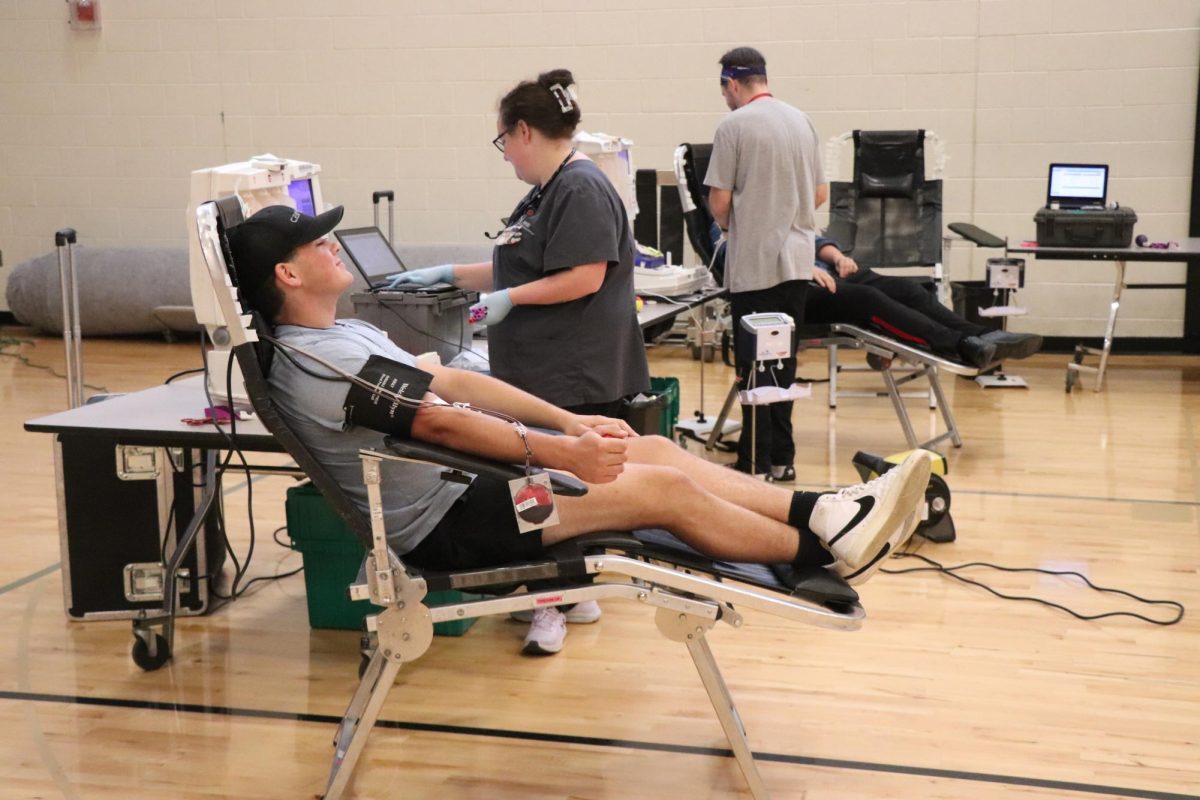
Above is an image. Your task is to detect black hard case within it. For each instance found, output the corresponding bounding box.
[55,436,223,620]
[1034,206,1137,248]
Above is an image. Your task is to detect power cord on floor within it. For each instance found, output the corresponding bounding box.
[882,539,1185,625]
[0,336,110,393]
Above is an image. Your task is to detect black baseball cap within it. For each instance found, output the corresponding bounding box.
[226,204,345,294]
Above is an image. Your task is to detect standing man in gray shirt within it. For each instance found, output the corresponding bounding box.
[705,46,834,482]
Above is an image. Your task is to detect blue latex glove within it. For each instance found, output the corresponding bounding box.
[383,263,454,290]
[469,289,513,326]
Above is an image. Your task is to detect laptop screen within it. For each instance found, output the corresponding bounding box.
[334,227,407,286]
[1047,164,1108,208]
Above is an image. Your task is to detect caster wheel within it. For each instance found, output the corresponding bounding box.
[866,353,892,371]
[358,653,371,679]
[131,633,171,671]
[702,345,715,363]
[1065,371,1077,393]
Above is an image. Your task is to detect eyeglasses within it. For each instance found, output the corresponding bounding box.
[492,127,513,153]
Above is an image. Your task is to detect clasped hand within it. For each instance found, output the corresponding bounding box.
[566,430,628,484]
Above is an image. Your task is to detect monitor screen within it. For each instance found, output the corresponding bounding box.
[288,178,316,216]
[1047,164,1107,207]
[334,227,407,284]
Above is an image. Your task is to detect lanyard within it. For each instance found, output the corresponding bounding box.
[746,92,773,104]
[504,148,578,226]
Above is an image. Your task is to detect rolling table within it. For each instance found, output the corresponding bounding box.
[25,376,285,668]
[636,285,727,332]
[1006,239,1200,391]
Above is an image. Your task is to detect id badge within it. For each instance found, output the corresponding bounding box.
[508,473,559,533]
[494,223,523,246]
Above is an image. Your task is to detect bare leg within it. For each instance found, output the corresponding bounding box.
[544,463,805,564]
[622,435,801,523]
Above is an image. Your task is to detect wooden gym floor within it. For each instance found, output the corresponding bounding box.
[1,326,1197,800]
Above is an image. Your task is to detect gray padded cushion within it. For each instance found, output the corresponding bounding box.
[6,246,197,336]
[8,241,494,337]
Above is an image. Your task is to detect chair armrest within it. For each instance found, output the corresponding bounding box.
[948,222,1005,249]
[382,437,588,496]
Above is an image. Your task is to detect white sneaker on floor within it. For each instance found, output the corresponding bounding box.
[522,607,567,656]
[808,450,932,572]
[510,600,602,624]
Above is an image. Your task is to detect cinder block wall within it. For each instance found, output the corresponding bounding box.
[0,0,1196,338]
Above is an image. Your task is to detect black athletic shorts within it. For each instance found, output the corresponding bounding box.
[402,475,546,571]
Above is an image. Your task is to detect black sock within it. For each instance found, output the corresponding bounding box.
[787,491,821,531]
[789,491,834,567]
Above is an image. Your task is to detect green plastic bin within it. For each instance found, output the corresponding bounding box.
[650,376,680,436]
[621,376,681,438]
[285,483,478,635]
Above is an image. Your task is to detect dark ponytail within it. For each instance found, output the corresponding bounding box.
[498,68,581,140]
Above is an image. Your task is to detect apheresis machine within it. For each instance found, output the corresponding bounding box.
[186,154,324,405]
[575,132,710,296]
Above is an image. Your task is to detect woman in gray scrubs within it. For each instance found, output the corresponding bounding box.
[386,68,650,652]
[388,68,649,418]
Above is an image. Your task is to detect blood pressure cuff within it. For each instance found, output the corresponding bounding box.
[342,355,434,439]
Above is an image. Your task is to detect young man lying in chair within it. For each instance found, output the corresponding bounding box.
[707,222,1042,371]
[225,205,932,654]
[806,237,1043,369]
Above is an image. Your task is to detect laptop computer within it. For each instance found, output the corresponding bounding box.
[333,227,454,294]
[1046,163,1108,210]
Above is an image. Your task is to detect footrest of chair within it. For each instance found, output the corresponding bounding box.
[769,563,859,607]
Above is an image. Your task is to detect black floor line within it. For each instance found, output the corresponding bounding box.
[0,689,1194,800]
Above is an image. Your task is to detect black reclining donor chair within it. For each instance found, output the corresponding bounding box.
[194,197,866,799]
[674,135,1005,452]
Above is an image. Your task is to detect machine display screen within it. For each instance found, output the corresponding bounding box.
[288,178,316,216]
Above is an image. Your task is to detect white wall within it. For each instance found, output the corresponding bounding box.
[1,0,1197,337]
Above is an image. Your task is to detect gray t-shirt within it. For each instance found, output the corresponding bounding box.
[489,159,650,408]
[269,319,467,555]
[704,97,825,294]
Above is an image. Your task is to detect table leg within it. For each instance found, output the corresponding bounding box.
[1094,259,1126,391]
[1066,259,1125,393]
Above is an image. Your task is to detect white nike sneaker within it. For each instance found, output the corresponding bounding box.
[808,450,933,572]
[510,600,602,624]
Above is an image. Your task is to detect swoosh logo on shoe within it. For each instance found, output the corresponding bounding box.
[828,496,875,546]
[842,541,891,582]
